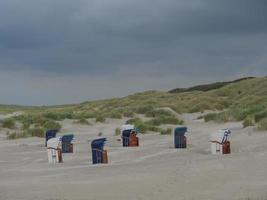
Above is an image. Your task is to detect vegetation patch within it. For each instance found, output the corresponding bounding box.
[145,109,174,118]
[204,113,218,122]
[126,117,176,134]
[243,116,255,128]
[75,118,91,125]
[254,110,267,123]
[204,112,231,123]
[147,118,161,126]
[26,128,45,137]
[160,128,172,135]
[6,127,45,139]
[7,131,28,140]
[115,128,121,136]
[158,116,184,125]
[1,77,267,138]
[95,115,106,123]
[257,118,267,131]
[134,105,154,114]
[126,118,156,133]
[123,111,135,118]
[1,118,16,129]
[43,112,73,121]
[106,111,122,119]
[43,120,62,130]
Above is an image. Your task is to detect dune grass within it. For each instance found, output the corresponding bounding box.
[242,116,255,128]
[75,118,91,125]
[257,118,267,130]
[1,77,267,138]
[114,128,121,136]
[125,115,181,134]
[6,131,27,140]
[126,118,161,133]
[1,118,16,129]
[160,128,172,135]
[6,127,45,139]
[200,77,267,129]
[95,115,106,123]
[5,114,62,139]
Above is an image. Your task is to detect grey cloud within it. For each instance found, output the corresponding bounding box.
[0,0,266,104]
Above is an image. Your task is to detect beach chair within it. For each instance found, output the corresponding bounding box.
[121,125,139,147]
[45,129,58,147]
[91,138,108,164]
[174,127,187,148]
[61,134,74,153]
[47,137,63,164]
[210,129,231,155]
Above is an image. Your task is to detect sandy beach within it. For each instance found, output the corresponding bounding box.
[0,113,267,200]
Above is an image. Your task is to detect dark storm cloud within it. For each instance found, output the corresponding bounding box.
[0,0,266,104]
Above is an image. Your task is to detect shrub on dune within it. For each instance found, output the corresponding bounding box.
[257,118,267,131]
[204,113,218,122]
[123,111,135,118]
[134,121,149,133]
[215,112,231,122]
[107,111,122,119]
[145,109,174,118]
[126,118,142,125]
[243,116,255,128]
[6,132,17,140]
[158,116,184,125]
[43,112,73,120]
[2,118,16,129]
[229,105,264,121]
[26,128,45,137]
[126,118,153,133]
[7,131,26,139]
[147,118,161,126]
[95,115,106,123]
[114,128,121,136]
[204,112,230,123]
[160,128,172,135]
[43,120,62,130]
[135,105,154,114]
[254,110,267,123]
[75,118,91,125]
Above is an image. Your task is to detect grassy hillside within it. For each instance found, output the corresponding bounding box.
[203,77,267,129]
[1,76,267,139]
[168,77,256,93]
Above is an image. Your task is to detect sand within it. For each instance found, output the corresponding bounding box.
[0,113,267,200]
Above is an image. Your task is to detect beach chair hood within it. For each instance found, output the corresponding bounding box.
[121,124,135,132]
[121,124,138,137]
[62,134,74,143]
[174,127,187,136]
[91,138,106,150]
[47,137,62,149]
[210,129,231,144]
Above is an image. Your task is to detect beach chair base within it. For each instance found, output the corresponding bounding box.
[102,150,108,164]
[222,141,231,154]
[62,143,73,153]
[211,141,231,155]
[129,135,139,147]
[175,136,187,148]
[92,149,108,164]
[47,148,63,163]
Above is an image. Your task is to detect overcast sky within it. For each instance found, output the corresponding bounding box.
[0,0,266,105]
